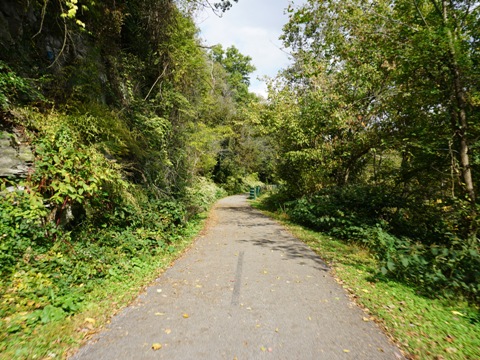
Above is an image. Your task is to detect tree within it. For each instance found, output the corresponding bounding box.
[272,0,479,239]
[210,45,256,103]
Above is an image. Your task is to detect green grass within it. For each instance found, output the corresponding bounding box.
[0,213,209,360]
[252,197,480,360]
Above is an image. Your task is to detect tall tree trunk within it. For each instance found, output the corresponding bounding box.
[442,0,477,238]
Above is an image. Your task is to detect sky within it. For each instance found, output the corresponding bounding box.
[196,0,305,98]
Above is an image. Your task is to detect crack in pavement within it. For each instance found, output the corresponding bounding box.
[231,251,245,306]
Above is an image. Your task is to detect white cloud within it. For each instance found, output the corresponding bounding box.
[197,0,303,96]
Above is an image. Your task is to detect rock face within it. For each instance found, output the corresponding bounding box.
[0,129,34,177]
[0,1,33,47]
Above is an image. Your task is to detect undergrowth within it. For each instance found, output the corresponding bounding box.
[0,215,209,359]
[263,187,480,304]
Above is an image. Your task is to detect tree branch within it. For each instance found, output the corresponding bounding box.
[32,0,48,39]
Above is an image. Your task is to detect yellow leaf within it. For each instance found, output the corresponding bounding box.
[183,313,189,318]
[275,328,279,333]
[75,19,85,28]
[260,346,266,352]
[165,329,171,334]
[155,312,165,316]
[451,311,464,317]
[343,349,350,353]
[152,343,162,350]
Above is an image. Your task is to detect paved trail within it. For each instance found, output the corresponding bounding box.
[71,195,404,359]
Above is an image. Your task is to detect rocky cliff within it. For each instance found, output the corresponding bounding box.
[0,128,34,177]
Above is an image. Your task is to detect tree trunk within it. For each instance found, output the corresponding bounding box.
[443,0,477,238]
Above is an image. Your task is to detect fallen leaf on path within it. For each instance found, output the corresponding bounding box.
[165,329,171,334]
[308,316,312,321]
[183,313,189,318]
[275,328,279,333]
[260,346,266,352]
[152,343,162,350]
[155,312,165,316]
[343,349,350,353]
[156,289,162,293]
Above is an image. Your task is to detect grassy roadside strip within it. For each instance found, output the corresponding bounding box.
[251,198,480,360]
[0,211,211,360]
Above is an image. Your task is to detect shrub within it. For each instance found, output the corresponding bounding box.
[279,186,480,303]
[184,177,227,215]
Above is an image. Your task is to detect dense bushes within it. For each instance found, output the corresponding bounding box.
[0,107,227,341]
[279,186,480,303]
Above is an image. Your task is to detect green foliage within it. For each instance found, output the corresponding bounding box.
[0,182,50,275]
[0,0,265,354]
[184,176,227,215]
[280,186,480,303]
[0,61,45,110]
[210,45,256,103]
[264,0,480,304]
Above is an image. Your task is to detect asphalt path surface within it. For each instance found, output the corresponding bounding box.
[71,195,404,359]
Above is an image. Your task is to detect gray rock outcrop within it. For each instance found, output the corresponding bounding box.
[0,129,34,177]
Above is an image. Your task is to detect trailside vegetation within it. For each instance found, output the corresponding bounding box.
[263,0,480,304]
[0,0,269,357]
